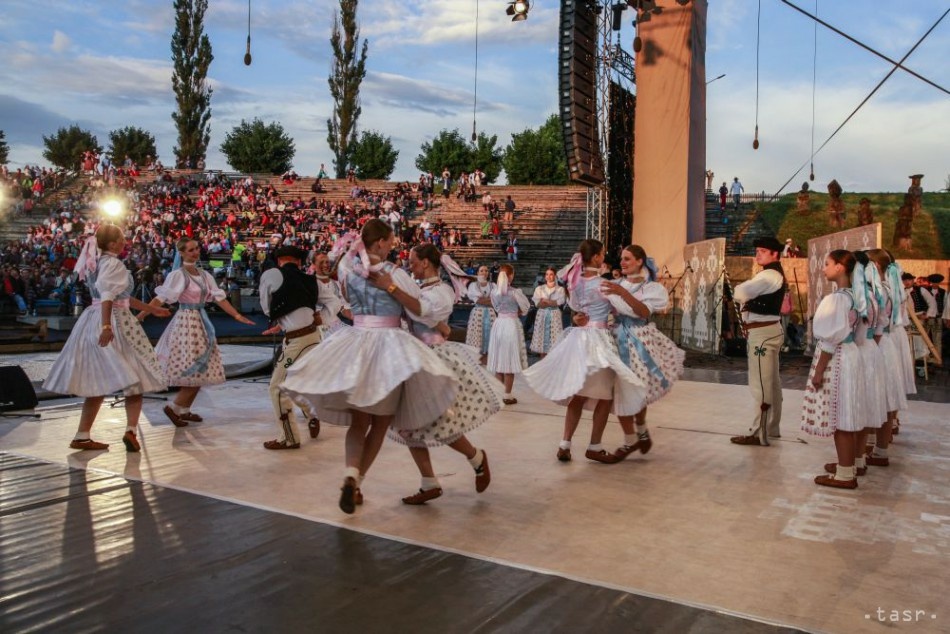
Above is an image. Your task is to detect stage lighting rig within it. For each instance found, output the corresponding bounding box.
[506,0,530,22]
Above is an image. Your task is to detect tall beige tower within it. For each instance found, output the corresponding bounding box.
[631,0,707,273]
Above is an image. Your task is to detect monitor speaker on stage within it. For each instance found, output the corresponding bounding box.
[0,366,38,411]
[559,0,604,186]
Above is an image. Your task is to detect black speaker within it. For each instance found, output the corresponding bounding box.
[559,0,605,186]
[0,366,39,410]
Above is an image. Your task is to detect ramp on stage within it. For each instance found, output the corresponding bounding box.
[1,376,947,633]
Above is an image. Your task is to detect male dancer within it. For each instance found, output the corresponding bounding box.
[259,245,321,449]
[731,236,787,446]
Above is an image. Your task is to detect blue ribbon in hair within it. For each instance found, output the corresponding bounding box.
[851,262,868,319]
[644,257,658,282]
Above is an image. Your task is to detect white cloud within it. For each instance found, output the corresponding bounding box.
[51,30,71,53]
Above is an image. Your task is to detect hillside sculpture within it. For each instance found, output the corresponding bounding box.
[796,182,810,215]
[892,193,914,251]
[908,174,924,219]
[856,197,874,226]
[827,179,844,228]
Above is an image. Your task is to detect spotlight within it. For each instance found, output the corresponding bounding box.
[506,0,530,22]
[102,199,124,219]
[244,35,252,66]
[611,3,628,32]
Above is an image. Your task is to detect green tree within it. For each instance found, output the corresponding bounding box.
[327,0,369,178]
[171,0,214,168]
[470,131,504,185]
[349,130,398,180]
[108,126,158,166]
[503,115,568,185]
[415,129,472,177]
[42,126,102,170]
[0,130,9,165]
[220,119,296,174]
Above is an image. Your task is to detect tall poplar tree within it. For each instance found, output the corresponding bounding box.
[171,0,214,168]
[327,0,368,178]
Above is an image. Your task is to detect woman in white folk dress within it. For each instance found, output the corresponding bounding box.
[863,249,909,469]
[801,250,864,489]
[523,239,646,464]
[600,245,685,461]
[146,238,254,427]
[281,219,458,514]
[487,263,531,404]
[373,244,503,505]
[530,267,566,358]
[465,265,496,364]
[846,251,888,479]
[45,224,170,452]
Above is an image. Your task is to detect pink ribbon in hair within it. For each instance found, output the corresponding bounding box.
[74,236,101,282]
[557,252,583,291]
[348,237,373,278]
[328,230,359,261]
[439,253,469,301]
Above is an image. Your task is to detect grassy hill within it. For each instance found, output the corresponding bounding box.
[758,191,950,259]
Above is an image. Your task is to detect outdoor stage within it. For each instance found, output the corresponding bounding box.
[1,373,946,633]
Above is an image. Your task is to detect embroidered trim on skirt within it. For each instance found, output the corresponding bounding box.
[465,305,496,355]
[801,342,864,437]
[530,307,564,354]
[156,310,226,387]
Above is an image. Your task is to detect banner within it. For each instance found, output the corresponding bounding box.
[679,237,726,353]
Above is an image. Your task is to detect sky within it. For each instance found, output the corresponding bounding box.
[1,0,948,194]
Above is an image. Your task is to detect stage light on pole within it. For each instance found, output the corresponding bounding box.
[506,0,530,22]
[706,73,726,85]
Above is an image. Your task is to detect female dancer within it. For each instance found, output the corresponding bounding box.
[600,245,685,460]
[147,238,254,426]
[530,267,566,358]
[487,263,530,404]
[281,219,457,514]
[864,249,909,467]
[465,265,496,364]
[801,250,864,489]
[372,244,503,505]
[45,224,170,452]
[523,240,646,463]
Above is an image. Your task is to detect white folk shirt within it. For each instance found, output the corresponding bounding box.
[259,268,315,332]
[733,268,784,323]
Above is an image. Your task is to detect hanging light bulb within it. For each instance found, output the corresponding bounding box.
[244,35,252,66]
[752,125,759,150]
[809,163,815,181]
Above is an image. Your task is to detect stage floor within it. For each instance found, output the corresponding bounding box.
[1,375,947,633]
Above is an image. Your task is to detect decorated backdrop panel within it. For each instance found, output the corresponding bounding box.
[679,238,725,353]
[806,223,881,344]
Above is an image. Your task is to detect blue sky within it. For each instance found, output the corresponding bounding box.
[1,0,948,193]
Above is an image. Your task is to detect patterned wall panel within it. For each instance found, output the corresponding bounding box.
[806,223,881,344]
[679,238,726,353]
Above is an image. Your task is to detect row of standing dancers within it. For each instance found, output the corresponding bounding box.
[47,221,687,514]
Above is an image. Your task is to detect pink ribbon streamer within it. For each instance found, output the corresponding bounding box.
[439,253,470,301]
[557,253,583,291]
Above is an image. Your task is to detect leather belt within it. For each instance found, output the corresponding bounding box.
[743,320,780,330]
[285,321,318,340]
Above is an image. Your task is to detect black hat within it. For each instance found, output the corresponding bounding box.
[752,236,783,254]
[928,274,945,284]
[274,245,308,261]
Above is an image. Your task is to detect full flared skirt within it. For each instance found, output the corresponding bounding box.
[878,333,909,411]
[44,306,166,397]
[855,340,887,429]
[616,323,686,406]
[890,326,917,395]
[281,325,458,430]
[523,327,647,414]
[530,308,564,354]
[156,310,225,387]
[388,342,504,447]
[801,342,864,436]
[465,306,496,355]
[487,318,528,374]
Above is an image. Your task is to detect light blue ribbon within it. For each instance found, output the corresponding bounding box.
[479,306,492,355]
[615,315,669,389]
[539,307,557,350]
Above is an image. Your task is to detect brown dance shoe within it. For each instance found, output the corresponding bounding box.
[163,405,188,427]
[402,487,443,505]
[263,439,301,450]
[308,418,321,439]
[865,454,890,467]
[585,449,621,464]
[730,434,764,446]
[354,488,364,506]
[179,412,203,423]
[475,451,491,493]
[502,397,518,405]
[69,438,109,451]
[556,447,572,462]
[824,463,868,477]
[122,431,141,453]
[613,442,640,461]
[814,474,858,489]
[340,477,358,514]
[637,432,653,455]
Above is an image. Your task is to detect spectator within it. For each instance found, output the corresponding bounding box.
[730,177,744,211]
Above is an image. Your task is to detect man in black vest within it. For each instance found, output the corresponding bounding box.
[730,236,787,446]
[259,245,321,449]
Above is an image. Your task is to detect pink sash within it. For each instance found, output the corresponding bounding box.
[353,315,401,328]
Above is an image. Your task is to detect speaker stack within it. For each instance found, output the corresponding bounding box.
[559,0,605,187]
